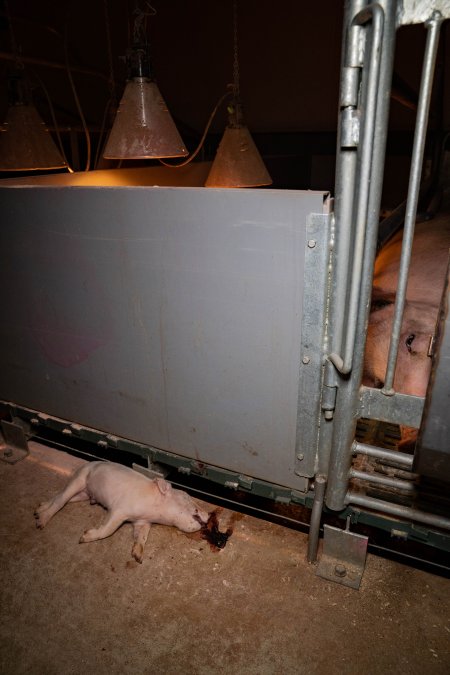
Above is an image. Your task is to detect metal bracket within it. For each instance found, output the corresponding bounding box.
[295,212,333,478]
[358,385,424,428]
[397,2,450,26]
[0,420,30,464]
[316,520,368,590]
[132,460,169,481]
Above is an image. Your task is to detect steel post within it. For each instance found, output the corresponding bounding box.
[307,474,327,563]
[326,0,398,512]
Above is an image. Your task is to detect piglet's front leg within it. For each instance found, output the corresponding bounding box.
[79,511,125,544]
[131,522,151,564]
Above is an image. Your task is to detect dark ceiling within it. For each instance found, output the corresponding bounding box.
[1,1,346,132]
[1,1,449,199]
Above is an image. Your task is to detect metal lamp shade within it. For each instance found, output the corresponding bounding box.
[0,104,67,171]
[103,78,188,159]
[205,125,272,188]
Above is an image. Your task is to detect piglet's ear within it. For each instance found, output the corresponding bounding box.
[155,478,172,495]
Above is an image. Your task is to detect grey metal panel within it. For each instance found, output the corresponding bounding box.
[0,185,326,490]
[415,266,450,481]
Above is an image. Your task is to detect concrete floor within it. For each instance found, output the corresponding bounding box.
[1,442,449,675]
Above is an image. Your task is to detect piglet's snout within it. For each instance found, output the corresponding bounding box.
[193,508,209,526]
[185,506,209,532]
[168,488,210,532]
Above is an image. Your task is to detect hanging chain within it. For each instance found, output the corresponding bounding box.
[232,0,240,100]
[133,1,156,45]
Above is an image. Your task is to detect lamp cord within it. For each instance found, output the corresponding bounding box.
[64,3,91,172]
[4,0,22,71]
[232,0,240,100]
[105,0,116,99]
[159,89,233,168]
[94,0,118,169]
[31,70,74,173]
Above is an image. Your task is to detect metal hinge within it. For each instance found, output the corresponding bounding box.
[321,383,337,421]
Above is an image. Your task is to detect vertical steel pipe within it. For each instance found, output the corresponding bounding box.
[315,0,366,481]
[307,474,327,563]
[329,3,385,375]
[382,11,444,393]
[327,0,366,368]
[326,0,398,512]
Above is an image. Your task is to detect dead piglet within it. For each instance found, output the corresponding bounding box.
[34,461,209,563]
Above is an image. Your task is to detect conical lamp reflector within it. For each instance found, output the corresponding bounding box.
[205,126,272,188]
[0,104,67,171]
[103,78,188,159]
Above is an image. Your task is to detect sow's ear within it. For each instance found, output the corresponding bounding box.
[155,478,172,495]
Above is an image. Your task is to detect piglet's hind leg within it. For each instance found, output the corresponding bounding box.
[79,511,125,544]
[34,465,90,529]
[68,490,90,503]
[131,522,151,564]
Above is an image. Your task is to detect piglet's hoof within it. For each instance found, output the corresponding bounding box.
[131,544,144,564]
[34,511,45,529]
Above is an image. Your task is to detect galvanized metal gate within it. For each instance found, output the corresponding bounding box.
[311,0,450,585]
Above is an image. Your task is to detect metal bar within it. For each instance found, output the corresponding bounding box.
[327,0,366,372]
[349,468,416,491]
[307,475,327,563]
[357,385,424,428]
[383,11,444,393]
[346,491,450,531]
[352,440,414,469]
[325,0,397,511]
[328,3,385,374]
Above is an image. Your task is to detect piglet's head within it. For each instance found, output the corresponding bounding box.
[155,478,209,533]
